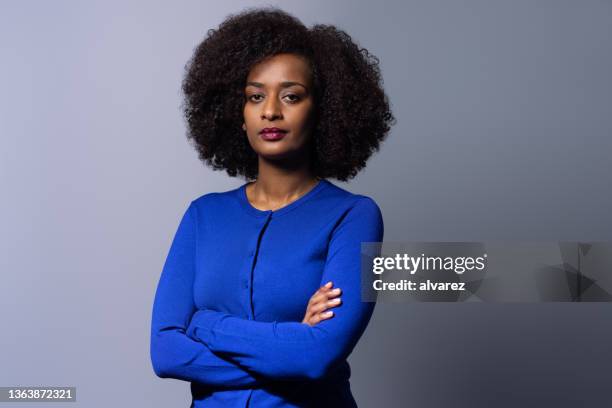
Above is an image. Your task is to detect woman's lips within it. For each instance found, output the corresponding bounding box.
[260,128,288,141]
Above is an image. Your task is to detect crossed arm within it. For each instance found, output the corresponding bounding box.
[150,203,264,387]
[150,197,383,385]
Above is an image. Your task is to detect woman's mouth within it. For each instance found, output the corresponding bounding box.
[260,128,288,141]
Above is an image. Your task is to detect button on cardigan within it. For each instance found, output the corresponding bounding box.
[150,179,383,407]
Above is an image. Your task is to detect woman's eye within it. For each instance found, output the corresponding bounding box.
[248,94,263,102]
[284,94,300,103]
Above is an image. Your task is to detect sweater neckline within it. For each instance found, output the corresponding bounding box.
[238,179,329,218]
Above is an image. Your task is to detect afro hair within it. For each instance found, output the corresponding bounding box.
[181,6,395,181]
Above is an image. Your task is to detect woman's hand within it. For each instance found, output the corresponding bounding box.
[302,281,342,326]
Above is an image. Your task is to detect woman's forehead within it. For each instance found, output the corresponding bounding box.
[246,53,312,86]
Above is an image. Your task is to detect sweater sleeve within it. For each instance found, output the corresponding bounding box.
[150,202,265,388]
[186,197,383,381]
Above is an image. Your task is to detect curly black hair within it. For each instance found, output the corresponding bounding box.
[181,6,395,181]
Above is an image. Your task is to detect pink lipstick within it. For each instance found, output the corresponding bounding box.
[260,127,288,141]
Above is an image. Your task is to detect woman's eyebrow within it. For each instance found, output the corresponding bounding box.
[246,81,307,90]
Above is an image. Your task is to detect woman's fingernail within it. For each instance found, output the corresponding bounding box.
[329,298,341,304]
[332,288,341,294]
[325,281,333,287]
[323,311,334,317]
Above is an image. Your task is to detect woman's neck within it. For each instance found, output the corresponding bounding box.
[246,158,320,211]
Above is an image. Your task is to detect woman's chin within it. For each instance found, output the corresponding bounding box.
[257,148,305,164]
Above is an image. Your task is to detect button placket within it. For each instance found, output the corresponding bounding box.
[246,213,273,319]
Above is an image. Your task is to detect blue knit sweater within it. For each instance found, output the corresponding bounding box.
[150,179,383,407]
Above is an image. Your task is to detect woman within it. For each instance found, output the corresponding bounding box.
[150,7,394,407]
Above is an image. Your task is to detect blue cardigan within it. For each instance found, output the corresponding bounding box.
[150,179,383,407]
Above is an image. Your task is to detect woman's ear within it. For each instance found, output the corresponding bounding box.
[242,123,246,131]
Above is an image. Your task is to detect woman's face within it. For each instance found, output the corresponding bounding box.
[243,53,315,162]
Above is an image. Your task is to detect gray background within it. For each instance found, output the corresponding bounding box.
[1,0,610,407]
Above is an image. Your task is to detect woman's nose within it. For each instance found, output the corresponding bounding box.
[261,96,282,120]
